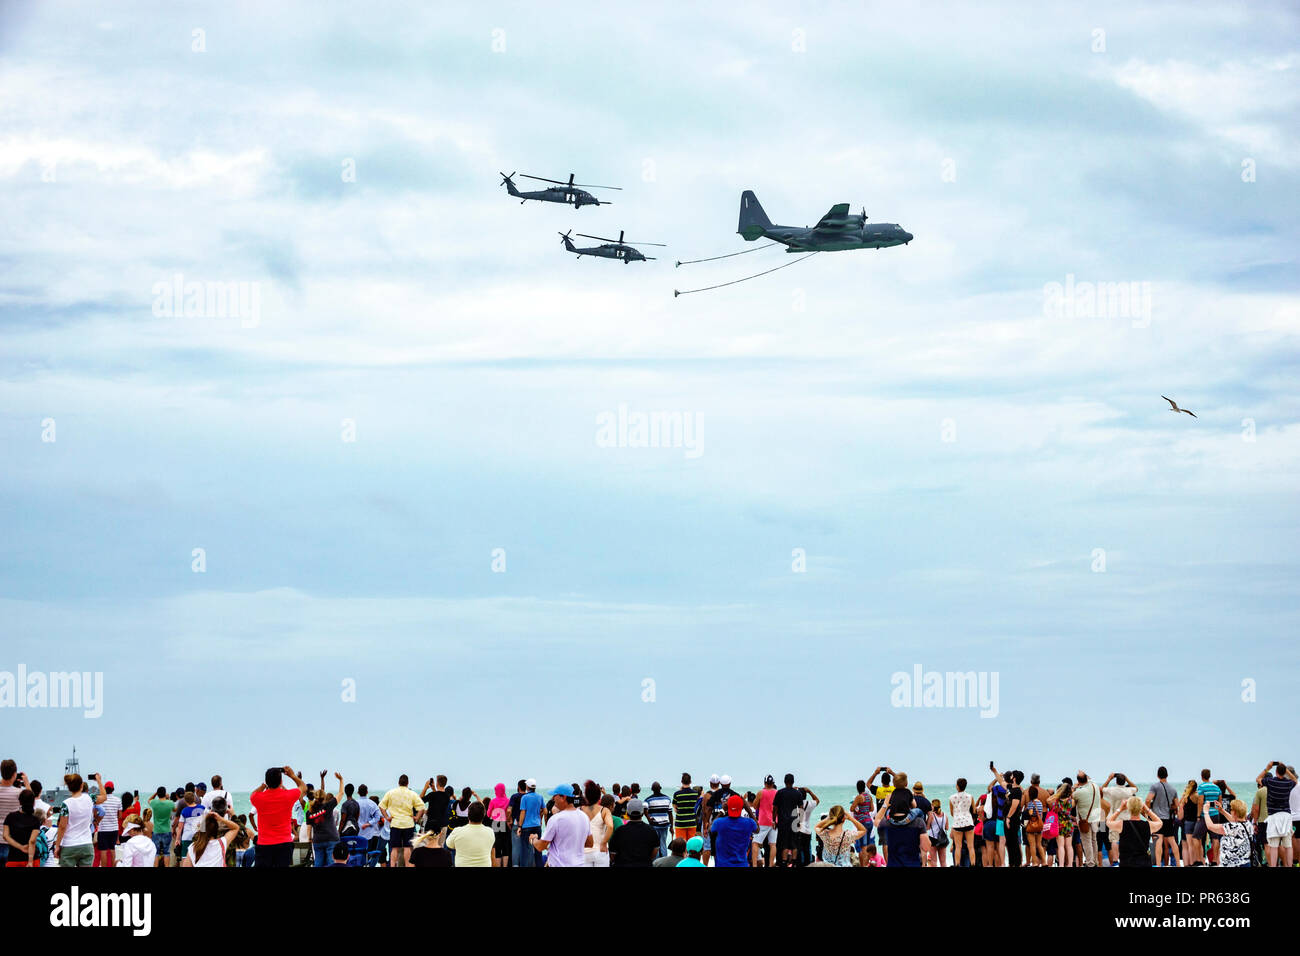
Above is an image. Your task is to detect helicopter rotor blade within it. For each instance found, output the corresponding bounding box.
[620,241,667,247]
[518,173,567,186]
[575,233,616,243]
[572,183,622,190]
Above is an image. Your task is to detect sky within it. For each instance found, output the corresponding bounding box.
[1,1,1297,792]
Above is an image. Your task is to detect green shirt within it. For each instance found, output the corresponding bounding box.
[149,798,175,835]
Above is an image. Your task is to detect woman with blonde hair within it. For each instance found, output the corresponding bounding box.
[1107,796,1162,867]
[815,805,866,867]
[183,812,239,867]
[1201,798,1252,867]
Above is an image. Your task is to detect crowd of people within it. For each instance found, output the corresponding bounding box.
[1,757,1295,868]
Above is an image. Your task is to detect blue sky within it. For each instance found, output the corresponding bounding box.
[1,1,1297,791]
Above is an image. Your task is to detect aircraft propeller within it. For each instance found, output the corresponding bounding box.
[520,173,622,191]
[575,230,666,247]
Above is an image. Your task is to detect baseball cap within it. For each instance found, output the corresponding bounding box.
[709,773,720,785]
[686,836,704,853]
[764,774,775,786]
[627,798,644,816]
[549,785,572,798]
[104,780,115,790]
[726,794,744,817]
[525,778,536,789]
[195,782,206,790]
[719,774,732,786]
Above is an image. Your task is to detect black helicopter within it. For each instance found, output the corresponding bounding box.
[500,172,619,209]
[558,229,665,263]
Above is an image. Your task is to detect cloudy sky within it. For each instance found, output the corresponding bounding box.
[2,1,1297,791]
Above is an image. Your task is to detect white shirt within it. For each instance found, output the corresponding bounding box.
[97,793,123,831]
[187,835,229,867]
[203,789,232,812]
[1289,781,1300,817]
[33,798,51,819]
[117,834,157,867]
[795,797,819,834]
[60,793,95,847]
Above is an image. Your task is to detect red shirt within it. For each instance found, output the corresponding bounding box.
[250,787,301,845]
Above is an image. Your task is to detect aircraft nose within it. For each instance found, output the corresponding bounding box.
[904,231,914,242]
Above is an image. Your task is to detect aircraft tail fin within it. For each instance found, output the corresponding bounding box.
[500,172,520,197]
[737,190,771,241]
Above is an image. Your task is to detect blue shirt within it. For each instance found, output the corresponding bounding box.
[884,817,923,867]
[710,816,757,867]
[1197,781,1222,820]
[357,796,381,835]
[520,791,544,828]
[989,784,1008,821]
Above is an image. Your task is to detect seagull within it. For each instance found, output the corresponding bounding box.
[1161,396,1196,418]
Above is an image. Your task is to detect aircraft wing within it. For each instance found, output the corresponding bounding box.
[813,203,853,233]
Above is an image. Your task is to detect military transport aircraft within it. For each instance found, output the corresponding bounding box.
[558,229,664,263]
[501,171,620,209]
[737,190,913,251]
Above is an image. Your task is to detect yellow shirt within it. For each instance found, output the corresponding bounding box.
[380,787,423,829]
[446,823,495,867]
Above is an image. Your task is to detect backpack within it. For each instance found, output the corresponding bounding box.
[35,829,50,864]
[1043,809,1059,839]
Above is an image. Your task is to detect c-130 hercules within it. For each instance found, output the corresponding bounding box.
[737,190,913,251]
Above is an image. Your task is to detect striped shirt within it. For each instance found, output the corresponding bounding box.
[644,793,671,827]
[671,788,698,829]
[1263,775,1295,814]
[1197,781,1222,820]
[98,794,122,831]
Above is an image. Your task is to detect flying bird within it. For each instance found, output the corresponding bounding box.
[1161,396,1196,418]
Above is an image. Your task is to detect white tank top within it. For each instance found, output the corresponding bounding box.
[586,808,607,852]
